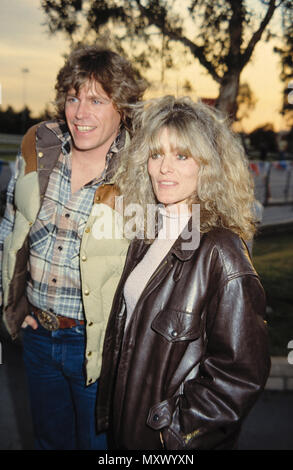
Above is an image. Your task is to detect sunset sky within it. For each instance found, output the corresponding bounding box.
[0,0,289,133]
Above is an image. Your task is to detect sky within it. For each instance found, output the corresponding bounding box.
[0,0,289,133]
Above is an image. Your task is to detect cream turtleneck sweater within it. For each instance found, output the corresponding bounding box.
[123,204,191,329]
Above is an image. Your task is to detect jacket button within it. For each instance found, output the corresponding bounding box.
[153,414,159,422]
[171,330,178,338]
[84,289,90,296]
[38,151,44,158]
[81,255,87,262]
[85,227,90,233]
[95,195,100,202]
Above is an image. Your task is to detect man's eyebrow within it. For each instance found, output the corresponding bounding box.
[88,92,103,99]
[67,90,79,97]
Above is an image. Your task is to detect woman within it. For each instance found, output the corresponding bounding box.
[96,96,271,450]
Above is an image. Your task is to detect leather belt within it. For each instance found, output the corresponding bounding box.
[31,305,85,331]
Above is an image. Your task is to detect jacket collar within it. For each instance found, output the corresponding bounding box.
[170,217,201,261]
[131,217,202,264]
[105,128,126,182]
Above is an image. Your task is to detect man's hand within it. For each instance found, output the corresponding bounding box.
[21,315,38,329]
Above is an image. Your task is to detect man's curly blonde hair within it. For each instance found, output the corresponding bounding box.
[54,44,146,133]
[114,95,257,241]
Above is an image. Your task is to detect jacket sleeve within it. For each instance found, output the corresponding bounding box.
[161,274,271,450]
[0,156,20,307]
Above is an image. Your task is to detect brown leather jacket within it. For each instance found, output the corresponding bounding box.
[96,225,271,450]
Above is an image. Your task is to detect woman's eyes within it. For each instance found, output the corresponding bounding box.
[150,153,188,160]
[150,153,161,160]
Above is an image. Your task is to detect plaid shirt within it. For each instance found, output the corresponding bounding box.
[0,122,123,320]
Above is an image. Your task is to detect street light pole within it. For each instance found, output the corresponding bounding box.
[21,68,29,134]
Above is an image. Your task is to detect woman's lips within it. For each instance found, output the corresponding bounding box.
[158,180,178,186]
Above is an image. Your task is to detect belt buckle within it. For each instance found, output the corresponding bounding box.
[37,310,60,331]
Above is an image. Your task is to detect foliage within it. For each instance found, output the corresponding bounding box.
[249,123,279,160]
[0,105,54,135]
[274,2,293,124]
[253,230,293,356]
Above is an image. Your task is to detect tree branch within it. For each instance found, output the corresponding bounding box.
[134,0,221,83]
[241,0,281,68]
[168,33,222,83]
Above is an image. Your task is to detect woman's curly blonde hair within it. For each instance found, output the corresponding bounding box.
[114,95,257,241]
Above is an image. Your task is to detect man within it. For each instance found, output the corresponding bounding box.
[0,45,145,450]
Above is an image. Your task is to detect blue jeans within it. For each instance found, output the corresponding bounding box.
[22,320,107,450]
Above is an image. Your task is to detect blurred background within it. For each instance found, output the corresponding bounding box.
[0,0,293,451]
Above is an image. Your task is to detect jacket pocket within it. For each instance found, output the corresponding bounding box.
[151,308,201,342]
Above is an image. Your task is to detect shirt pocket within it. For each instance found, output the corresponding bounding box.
[29,199,56,255]
[151,308,201,343]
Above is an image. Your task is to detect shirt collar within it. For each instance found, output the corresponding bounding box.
[45,120,71,156]
[101,128,126,183]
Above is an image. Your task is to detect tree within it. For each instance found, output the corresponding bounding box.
[40,0,291,120]
[249,123,278,160]
[0,105,52,134]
